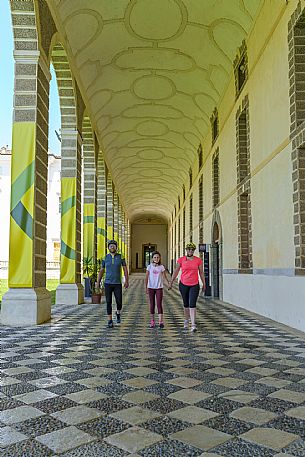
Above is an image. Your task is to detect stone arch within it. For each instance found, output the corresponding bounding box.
[2,0,55,324]
[82,115,98,268]
[48,38,84,304]
[106,171,114,241]
[97,151,107,259]
[210,209,223,300]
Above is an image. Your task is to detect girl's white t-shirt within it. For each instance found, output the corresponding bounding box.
[147,264,165,289]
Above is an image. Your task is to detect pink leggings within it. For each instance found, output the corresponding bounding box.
[148,288,163,314]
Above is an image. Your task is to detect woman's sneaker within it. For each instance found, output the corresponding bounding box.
[107,320,114,328]
[159,322,164,329]
[184,319,189,329]
[150,319,155,328]
[116,312,121,324]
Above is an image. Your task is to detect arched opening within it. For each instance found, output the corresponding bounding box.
[211,222,220,298]
[131,216,168,272]
[0,0,14,301]
[211,211,223,300]
[46,63,61,295]
[50,40,84,305]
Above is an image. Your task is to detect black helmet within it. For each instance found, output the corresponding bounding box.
[108,240,118,247]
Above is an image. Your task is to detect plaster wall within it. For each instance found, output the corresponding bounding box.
[169,1,304,330]
[131,224,168,271]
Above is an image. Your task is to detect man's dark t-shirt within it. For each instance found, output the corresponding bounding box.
[102,253,126,284]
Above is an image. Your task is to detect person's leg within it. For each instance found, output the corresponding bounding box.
[104,284,113,327]
[148,288,156,327]
[156,288,164,327]
[179,282,190,327]
[113,284,123,323]
[189,284,200,331]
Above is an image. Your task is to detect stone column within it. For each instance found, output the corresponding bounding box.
[113,190,119,244]
[118,199,122,253]
[56,129,84,305]
[106,174,114,241]
[1,51,51,325]
[121,212,126,257]
[82,119,97,267]
[97,152,107,260]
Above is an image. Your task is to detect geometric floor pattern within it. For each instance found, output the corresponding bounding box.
[1,276,305,456]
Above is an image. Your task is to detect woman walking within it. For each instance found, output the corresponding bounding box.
[169,242,205,332]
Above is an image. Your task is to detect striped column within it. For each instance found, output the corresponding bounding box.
[82,118,97,267]
[97,152,107,260]
[1,50,52,325]
[118,202,123,254]
[56,129,84,305]
[126,219,131,269]
[106,174,114,241]
[113,190,119,244]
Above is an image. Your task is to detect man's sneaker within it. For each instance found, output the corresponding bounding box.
[191,325,197,333]
[184,319,189,329]
[107,320,114,328]
[150,319,155,328]
[159,322,164,329]
[116,312,121,324]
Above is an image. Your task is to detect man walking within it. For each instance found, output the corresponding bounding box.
[96,240,129,328]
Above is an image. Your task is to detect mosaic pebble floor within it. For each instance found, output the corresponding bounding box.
[1,275,305,456]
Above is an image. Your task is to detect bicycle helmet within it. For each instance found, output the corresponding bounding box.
[107,240,118,247]
[185,242,196,250]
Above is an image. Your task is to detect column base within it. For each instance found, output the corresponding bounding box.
[1,288,51,326]
[56,283,84,305]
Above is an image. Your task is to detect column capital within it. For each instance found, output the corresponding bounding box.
[13,50,51,82]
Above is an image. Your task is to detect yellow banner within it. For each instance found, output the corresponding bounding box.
[9,122,35,288]
[60,178,76,283]
[83,203,95,262]
[97,216,106,260]
[107,225,114,241]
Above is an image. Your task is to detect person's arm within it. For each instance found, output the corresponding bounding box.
[96,267,105,288]
[162,269,170,287]
[123,265,129,288]
[168,263,181,289]
[145,270,149,293]
[198,263,206,293]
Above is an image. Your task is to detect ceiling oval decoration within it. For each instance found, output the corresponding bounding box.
[114,48,194,72]
[137,149,164,161]
[132,75,175,100]
[126,0,187,42]
[64,10,103,55]
[89,89,113,113]
[136,120,169,136]
[123,104,182,119]
[211,19,247,61]
[140,168,164,178]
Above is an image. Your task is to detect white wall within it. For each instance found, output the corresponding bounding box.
[47,155,61,262]
[131,224,167,270]
[0,153,11,263]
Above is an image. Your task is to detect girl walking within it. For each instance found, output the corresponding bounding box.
[169,242,206,332]
[145,251,170,328]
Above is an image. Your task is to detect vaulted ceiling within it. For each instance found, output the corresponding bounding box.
[48,0,263,221]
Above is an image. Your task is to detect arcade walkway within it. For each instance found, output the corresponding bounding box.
[1,276,305,456]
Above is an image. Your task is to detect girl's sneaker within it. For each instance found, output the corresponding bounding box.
[191,325,197,333]
[108,320,114,328]
[150,319,155,328]
[184,319,189,329]
[159,322,164,329]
